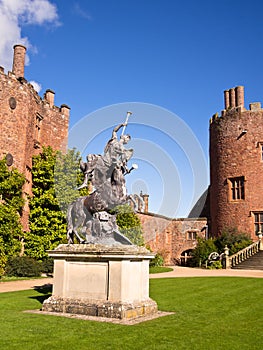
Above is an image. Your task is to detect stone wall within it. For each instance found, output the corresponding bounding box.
[138,212,207,265]
[0,45,70,230]
[209,86,263,240]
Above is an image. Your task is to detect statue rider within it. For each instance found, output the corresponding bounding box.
[77,153,100,190]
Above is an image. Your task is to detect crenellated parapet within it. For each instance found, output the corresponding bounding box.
[210,86,263,124]
[0,44,70,231]
[209,85,263,240]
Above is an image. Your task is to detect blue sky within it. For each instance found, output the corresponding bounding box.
[1,0,263,217]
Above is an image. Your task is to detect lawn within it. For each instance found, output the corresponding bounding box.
[149,266,173,274]
[1,277,262,350]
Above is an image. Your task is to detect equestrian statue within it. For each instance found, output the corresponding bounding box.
[66,112,141,245]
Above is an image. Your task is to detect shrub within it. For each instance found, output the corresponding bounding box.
[5,256,42,277]
[190,237,217,267]
[115,205,144,245]
[214,227,252,255]
[150,253,164,267]
[41,257,54,274]
[207,260,222,269]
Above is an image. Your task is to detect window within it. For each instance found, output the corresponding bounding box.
[229,176,245,200]
[34,113,43,148]
[187,231,197,240]
[256,142,263,161]
[254,212,263,235]
[35,113,42,141]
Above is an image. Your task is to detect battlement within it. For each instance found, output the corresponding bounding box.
[0,45,70,113]
[210,86,263,124]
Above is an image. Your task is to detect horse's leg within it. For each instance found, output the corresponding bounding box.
[67,229,74,244]
[73,229,85,244]
[72,206,87,243]
[66,203,75,244]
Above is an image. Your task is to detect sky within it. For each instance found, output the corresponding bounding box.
[1,0,263,218]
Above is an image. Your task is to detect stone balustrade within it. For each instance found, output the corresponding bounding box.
[224,241,261,269]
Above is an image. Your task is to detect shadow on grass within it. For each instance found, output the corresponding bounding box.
[29,283,52,304]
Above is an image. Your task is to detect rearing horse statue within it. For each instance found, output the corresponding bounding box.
[66,118,137,245]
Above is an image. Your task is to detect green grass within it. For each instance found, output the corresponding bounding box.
[149,266,173,274]
[1,277,262,350]
[0,276,46,282]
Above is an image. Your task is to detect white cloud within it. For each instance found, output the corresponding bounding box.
[73,3,92,20]
[29,80,42,93]
[0,0,59,71]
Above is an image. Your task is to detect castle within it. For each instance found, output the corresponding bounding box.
[0,45,70,230]
[1,45,260,265]
[209,86,263,241]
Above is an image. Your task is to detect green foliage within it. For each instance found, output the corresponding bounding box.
[0,158,25,212]
[115,204,144,245]
[41,257,54,274]
[0,236,7,277]
[54,148,86,215]
[207,260,222,269]
[0,204,23,254]
[26,147,85,260]
[191,227,253,268]
[190,237,217,267]
[150,252,164,267]
[5,256,42,277]
[0,158,25,275]
[26,147,67,260]
[214,227,252,255]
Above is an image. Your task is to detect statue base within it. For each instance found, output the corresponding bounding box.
[42,244,158,320]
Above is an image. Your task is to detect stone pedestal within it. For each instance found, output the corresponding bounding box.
[42,244,158,320]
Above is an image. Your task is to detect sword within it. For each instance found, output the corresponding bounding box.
[121,111,132,135]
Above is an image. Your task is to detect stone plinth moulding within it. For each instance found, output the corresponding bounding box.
[42,244,158,320]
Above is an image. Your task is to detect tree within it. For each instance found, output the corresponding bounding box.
[54,148,87,215]
[190,237,217,267]
[0,157,25,212]
[0,157,25,275]
[115,204,144,245]
[25,147,85,260]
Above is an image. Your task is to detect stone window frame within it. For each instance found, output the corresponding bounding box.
[228,176,245,201]
[186,230,198,240]
[34,113,43,148]
[260,143,263,162]
[256,142,263,162]
[253,211,263,235]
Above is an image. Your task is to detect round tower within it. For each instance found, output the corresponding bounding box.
[209,86,263,240]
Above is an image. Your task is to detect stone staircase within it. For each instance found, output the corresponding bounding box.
[231,250,263,270]
[225,240,263,270]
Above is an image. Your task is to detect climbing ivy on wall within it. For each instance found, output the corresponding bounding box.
[0,157,25,276]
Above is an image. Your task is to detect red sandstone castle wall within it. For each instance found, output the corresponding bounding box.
[0,45,70,230]
[138,213,207,265]
[209,86,263,240]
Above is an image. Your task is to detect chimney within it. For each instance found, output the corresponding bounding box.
[235,86,244,108]
[44,89,55,107]
[140,192,149,213]
[60,104,71,118]
[224,90,230,109]
[12,44,26,78]
[229,88,236,108]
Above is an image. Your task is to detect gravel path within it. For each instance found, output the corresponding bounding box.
[0,278,53,293]
[1,267,263,293]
